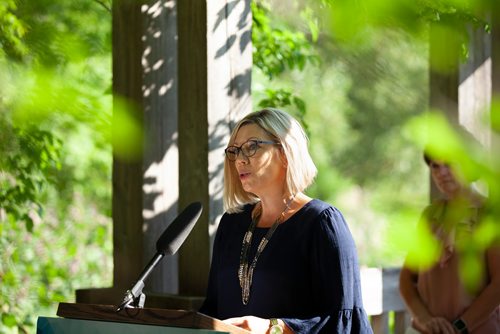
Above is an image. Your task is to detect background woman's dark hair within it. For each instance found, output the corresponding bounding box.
[423,151,432,166]
[422,125,481,166]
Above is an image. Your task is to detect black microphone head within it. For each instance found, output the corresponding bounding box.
[156,201,203,255]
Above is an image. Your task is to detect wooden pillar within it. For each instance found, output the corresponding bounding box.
[141,0,180,294]
[429,20,460,123]
[111,0,146,292]
[457,20,491,203]
[430,9,497,198]
[109,0,182,299]
[77,0,251,308]
[459,20,491,146]
[177,0,210,297]
[177,0,252,297]
[428,19,460,200]
[78,0,180,304]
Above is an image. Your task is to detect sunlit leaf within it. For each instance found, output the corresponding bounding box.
[2,313,17,328]
[301,7,319,42]
[471,217,500,248]
[112,97,144,161]
[389,211,441,270]
[385,210,420,250]
[429,19,465,74]
[404,112,487,182]
[458,249,485,294]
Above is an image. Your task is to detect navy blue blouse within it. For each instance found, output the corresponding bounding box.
[199,199,373,333]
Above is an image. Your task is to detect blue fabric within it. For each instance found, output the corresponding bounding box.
[199,199,373,333]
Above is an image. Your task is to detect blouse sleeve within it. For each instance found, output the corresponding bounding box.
[282,207,373,334]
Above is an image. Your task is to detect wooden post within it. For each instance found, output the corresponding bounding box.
[177,0,252,297]
[141,0,180,295]
[458,14,492,147]
[111,0,146,292]
[428,19,460,200]
[489,0,500,204]
[76,0,252,307]
[429,20,460,122]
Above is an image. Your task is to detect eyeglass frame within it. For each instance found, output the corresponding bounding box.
[224,139,281,161]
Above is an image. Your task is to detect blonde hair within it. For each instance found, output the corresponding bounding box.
[223,108,317,213]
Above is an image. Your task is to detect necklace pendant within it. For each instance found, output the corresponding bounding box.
[241,277,250,305]
[242,288,249,305]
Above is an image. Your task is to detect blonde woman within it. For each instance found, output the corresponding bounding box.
[199,108,372,334]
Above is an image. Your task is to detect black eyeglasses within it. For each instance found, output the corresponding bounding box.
[224,139,280,161]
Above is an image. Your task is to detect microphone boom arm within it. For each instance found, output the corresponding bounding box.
[115,201,203,312]
[116,253,165,311]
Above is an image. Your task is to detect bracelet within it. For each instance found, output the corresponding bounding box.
[452,318,469,334]
[269,318,283,334]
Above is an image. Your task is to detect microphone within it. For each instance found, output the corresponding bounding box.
[116,201,203,311]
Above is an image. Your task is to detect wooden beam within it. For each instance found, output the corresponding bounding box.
[79,0,251,305]
[177,0,210,297]
[428,20,460,201]
[177,0,252,296]
[141,0,180,295]
[111,0,146,291]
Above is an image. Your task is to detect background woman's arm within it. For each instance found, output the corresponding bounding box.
[459,246,500,331]
[399,265,455,333]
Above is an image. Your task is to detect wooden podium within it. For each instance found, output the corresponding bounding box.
[36,303,249,334]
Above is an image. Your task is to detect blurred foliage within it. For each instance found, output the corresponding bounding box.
[328,0,490,39]
[0,0,28,58]
[112,97,144,162]
[256,0,430,266]
[255,0,499,280]
[0,0,112,333]
[252,1,320,80]
[251,0,320,123]
[327,0,492,70]
[256,88,309,135]
[0,123,62,232]
[1,0,499,332]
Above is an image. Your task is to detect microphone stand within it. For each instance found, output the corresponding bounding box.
[115,201,203,312]
[116,253,164,311]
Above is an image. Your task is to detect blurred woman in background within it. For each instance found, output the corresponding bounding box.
[399,139,500,334]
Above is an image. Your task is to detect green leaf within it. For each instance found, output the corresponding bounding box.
[2,313,17,328]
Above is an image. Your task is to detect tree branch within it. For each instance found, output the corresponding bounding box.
[93,0,111,13]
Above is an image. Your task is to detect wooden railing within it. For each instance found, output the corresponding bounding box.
[360,267,411,334]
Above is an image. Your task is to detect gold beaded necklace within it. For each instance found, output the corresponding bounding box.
[238,195,295,305]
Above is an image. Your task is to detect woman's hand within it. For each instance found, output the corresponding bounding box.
[413,315,456,334]
[223,316,271,333]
